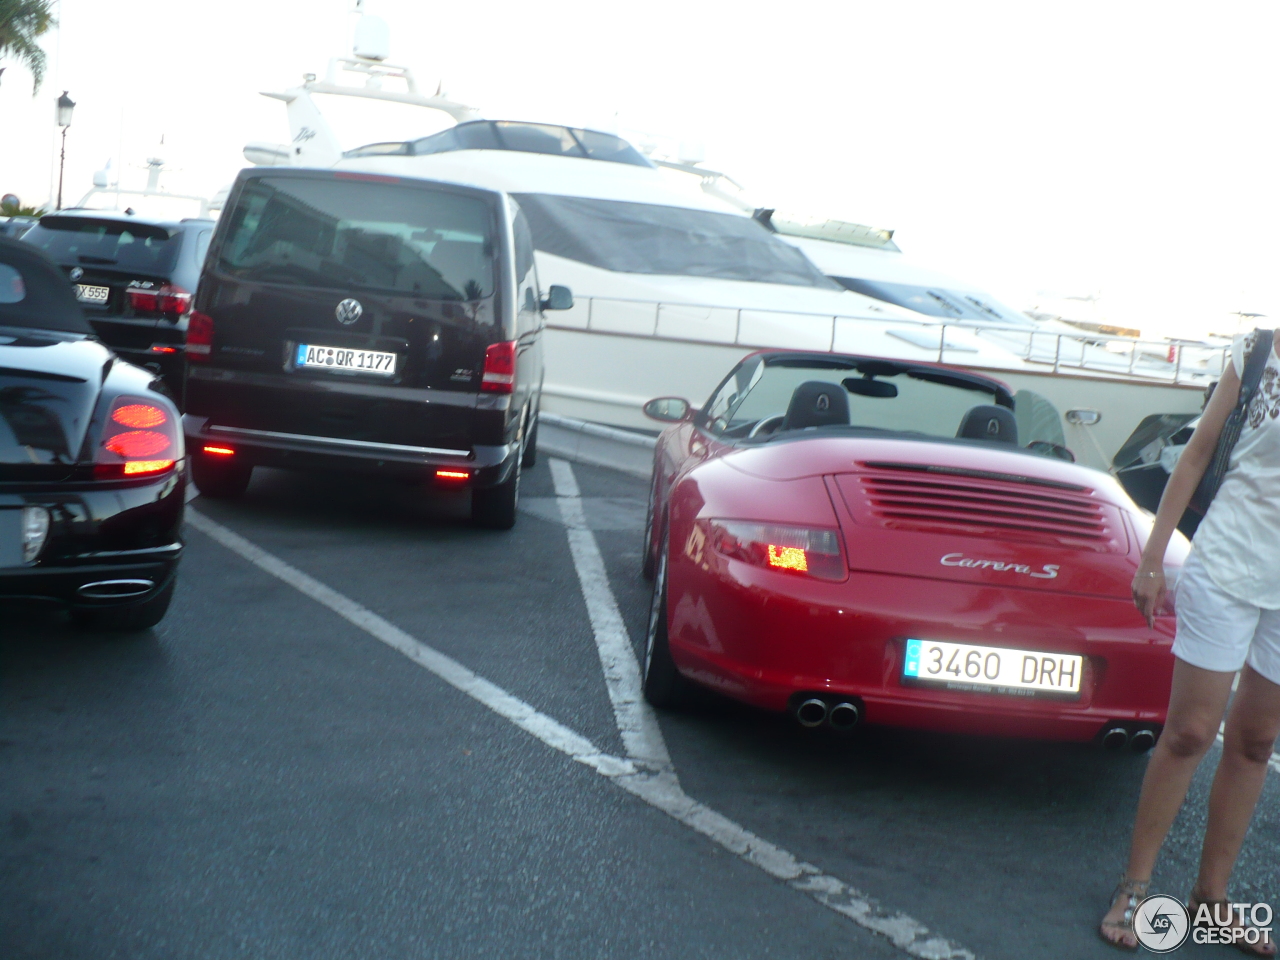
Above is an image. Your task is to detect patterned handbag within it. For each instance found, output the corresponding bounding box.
[1189,328,1275,515]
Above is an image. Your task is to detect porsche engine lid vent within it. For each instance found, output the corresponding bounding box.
[850,462,1118,549]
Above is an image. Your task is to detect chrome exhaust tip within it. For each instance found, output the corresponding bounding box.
[1102,726,1131,752]
[76,579,154,600]
[796,698,829,728]
[828,701,861,731]
[1129,728,1157,753]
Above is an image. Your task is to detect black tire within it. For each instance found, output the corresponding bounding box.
[471,456,521,529]
[521,413,538,469]
[191,452,253,500]
[641,470,659,581]
[642,530,688,708]
[72,579,176,632]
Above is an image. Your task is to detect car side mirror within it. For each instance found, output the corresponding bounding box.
[541,285,574,311]
[643,397,693,423]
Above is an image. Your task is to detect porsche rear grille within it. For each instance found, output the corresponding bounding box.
[858,471,1112,544]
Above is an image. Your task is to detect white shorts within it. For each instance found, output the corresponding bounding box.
[1172,551,1280,685]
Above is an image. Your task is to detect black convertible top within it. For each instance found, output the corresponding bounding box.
[0,234,91,334]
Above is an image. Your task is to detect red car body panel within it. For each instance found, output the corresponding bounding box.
[650,356,1189,742]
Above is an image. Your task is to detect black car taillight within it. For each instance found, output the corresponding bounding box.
[186,310,213,360]
[129,283,192,320]
[481,340,516,393]
[94,397,180,479]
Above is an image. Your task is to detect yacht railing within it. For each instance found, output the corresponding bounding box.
[547,295,1230,386]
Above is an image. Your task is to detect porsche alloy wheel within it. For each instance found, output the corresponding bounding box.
[642,530,687,707]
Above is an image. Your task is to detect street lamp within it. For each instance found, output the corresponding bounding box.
[55,91,75,210]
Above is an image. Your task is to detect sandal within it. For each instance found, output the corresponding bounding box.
[1099,877,1150,951]
[1188,889,1277,957]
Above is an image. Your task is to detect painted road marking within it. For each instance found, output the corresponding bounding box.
[185,506,975,960]
[550,458,672,774]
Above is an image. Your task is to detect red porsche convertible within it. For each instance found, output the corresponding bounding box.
[640,350,1189,746]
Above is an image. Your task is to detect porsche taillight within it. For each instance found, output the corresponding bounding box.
[186,310,213,360]
[707,519,846,582]
[481,340,516,393]
[94,397,180,479]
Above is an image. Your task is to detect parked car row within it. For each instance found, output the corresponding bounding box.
[3,169,1186,753]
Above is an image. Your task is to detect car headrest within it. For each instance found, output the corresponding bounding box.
[782,381,851,431]
[956,404,1018,445]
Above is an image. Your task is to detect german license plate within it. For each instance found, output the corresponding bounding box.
[75,284,109,303]
[296,343,397,376]
[902,638,1082,698]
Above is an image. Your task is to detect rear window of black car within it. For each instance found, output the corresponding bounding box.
[218,176,496,301]
[24,217,181,275]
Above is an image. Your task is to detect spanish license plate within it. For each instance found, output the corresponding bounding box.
[902,638,1082,698]
[75,284,109,303]
[296,343,397,376]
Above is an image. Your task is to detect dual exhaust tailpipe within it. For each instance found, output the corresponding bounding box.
[1102,724,1160,754]
[795,696,862,732]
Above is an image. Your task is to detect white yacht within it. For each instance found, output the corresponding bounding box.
[241,15,1221,470]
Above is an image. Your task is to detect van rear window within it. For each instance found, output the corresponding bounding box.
[218,177,495,301]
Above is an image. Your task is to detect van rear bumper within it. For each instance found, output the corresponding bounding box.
[183,416,517,487]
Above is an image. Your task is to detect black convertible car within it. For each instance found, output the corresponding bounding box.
[0,236,184,629]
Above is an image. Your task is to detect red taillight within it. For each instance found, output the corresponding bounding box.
[481,340,517,394]
[128,283,191,319]
[187,310,213,360]
[435,468,470,482]
[706,519,846,582]
[95,396,180,479]
[203,445,235,457]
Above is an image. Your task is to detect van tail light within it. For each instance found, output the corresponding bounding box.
[94,397,180,479]
[706,519,846,582]
[186,310,213,360]
[128,284,191,319]
[481,340,516,393]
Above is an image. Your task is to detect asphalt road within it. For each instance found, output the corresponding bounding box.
[1,454,1276,959]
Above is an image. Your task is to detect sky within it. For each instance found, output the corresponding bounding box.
[1,0,1277,339]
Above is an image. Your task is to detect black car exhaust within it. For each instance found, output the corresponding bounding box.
[76,579,155,600]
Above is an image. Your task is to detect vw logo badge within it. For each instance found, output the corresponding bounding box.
[69,267,84,281]
[335,298,363,325]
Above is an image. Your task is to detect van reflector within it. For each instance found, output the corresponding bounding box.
[481,341,517,394]
[186,310,214,359]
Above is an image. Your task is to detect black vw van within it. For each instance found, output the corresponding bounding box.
[182,168,569,528]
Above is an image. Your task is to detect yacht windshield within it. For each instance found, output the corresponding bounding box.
[514,195,838,288]
[408,121,655,167]
[832,277,1033,327]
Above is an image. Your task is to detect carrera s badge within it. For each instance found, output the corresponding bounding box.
[941,553,1060,579]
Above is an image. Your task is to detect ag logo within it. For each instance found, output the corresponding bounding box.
[1134,895,1190,953]
[69,267,84,281]
[335,298,363,325]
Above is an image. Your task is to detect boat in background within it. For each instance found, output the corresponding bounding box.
[237,12,1222,471]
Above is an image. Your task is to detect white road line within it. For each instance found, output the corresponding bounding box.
[549,458,672,773]
[185,506,976,960]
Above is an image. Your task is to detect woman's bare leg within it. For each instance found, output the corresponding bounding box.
[1100,659,1235,947]
[1194,665,1280,901]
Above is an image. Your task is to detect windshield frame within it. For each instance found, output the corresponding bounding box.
[696,351,1015,446]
